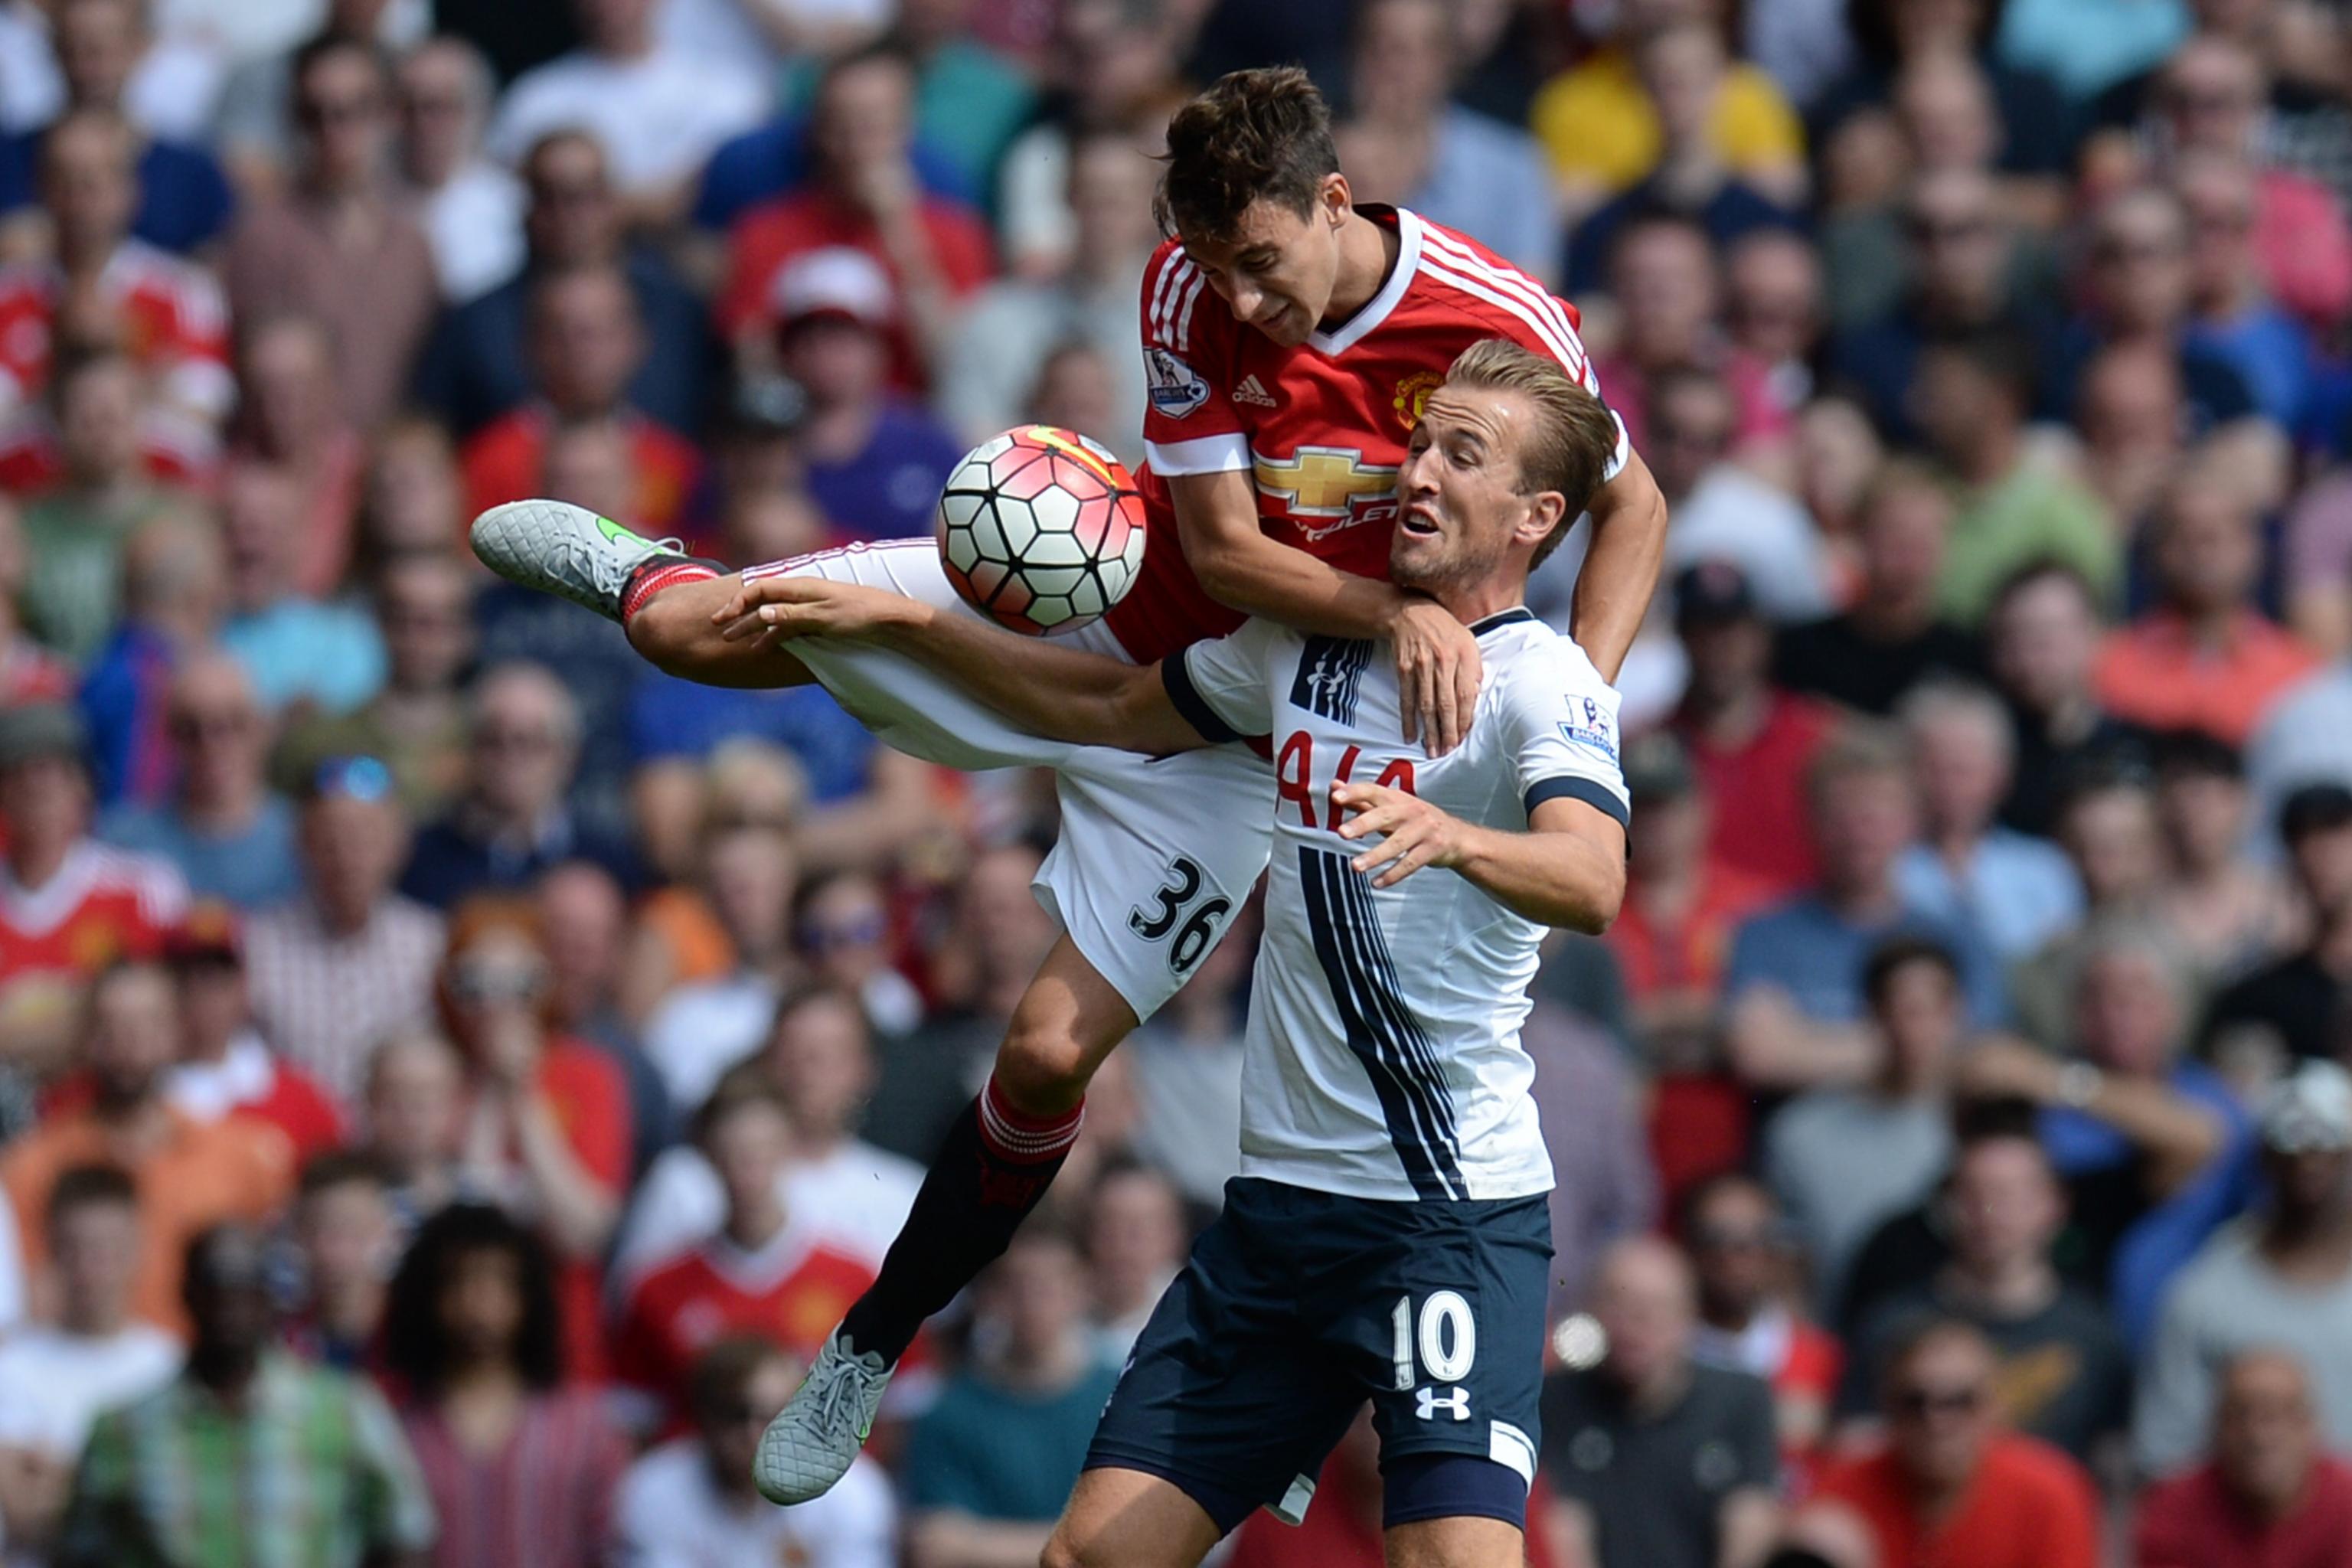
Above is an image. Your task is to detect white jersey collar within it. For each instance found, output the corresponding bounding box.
[1310,207,1424,358]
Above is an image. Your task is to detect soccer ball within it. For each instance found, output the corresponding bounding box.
[936,426,1147,636]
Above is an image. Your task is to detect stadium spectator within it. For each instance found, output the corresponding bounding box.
[2010,763,2171,1049]
[2204,784,2352,1069]
[215,462,387,717]
[0,1165,180,1564]
[358,1031,469,1227]
[1805,1317,2101,1568]
[224,34,438,434]
[792,867,926,1037]
[395,38,522,307]
[55,1223,436,1568]
[1837,1129,2129,1462]
[1527,995,1662,1318]
[1,960,293,1335]
[1543,1236,1782,1568]
[78,508,228,809]
[2133,1348,2352,1568]
[2138,1062,2352,1473]
[2075,341,2197,534]
[245,755,445,1106]
[1987,561,2145,837]
[1083,1160,1184,1360]
[2177,152,2318,430]
[535,859,666,1176]
[384,1202,628,1568]
[1815,0,2078,188]
[286,1151,398,1369]
[900,1224,1122,1566]
[227,315,364,598]
[1639,369,1832,621]
[614,1336,897,1568]
[1774,461,1984,716]
[1596,214,1791,463]
[2153,731,2295,980]
[207,0,429,185]
[640,822,800,1110]
[98,652,301,908]
[1684,1172,1845,1464]
[1724,227,1822,418]
[0,498,69,708]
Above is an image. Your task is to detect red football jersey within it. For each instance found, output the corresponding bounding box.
[1103,207,1625,665]
[0,241,233,420]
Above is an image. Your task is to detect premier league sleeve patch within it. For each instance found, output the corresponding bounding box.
[1557,695,1618,763]
[1146,348,1211,419]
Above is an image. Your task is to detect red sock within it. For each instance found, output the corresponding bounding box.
[977,1074,1086,1172]
[620,559,720,625]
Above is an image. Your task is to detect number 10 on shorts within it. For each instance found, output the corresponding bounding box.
[1391,1291,1478,1392]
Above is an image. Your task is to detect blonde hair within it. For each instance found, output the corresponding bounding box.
[1442,339,1621,564]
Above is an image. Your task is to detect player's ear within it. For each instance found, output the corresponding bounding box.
[1514,491,1566,550]
[1321,172,1351,227]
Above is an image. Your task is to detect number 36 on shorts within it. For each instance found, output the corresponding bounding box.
[1127,854,1234,976]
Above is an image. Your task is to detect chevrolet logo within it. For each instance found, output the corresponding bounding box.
[1254,446,1398,517]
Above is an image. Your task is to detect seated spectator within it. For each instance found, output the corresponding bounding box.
[0,1165,180,1564]
[286,1151,397,1370]
[55,1223,436,1568]
[2138,1062,2352,1473]
[1725,228,1821,424]
[0,110,229,488]
[1766,937,1965,1307]
[0,706,185,1076]
[1915,328,2117,627]
[1723,726,2005,1092]
[1684,1173,1845,1465]
[400,661,633,909]
[641,822,802,1111]
[1,959,292,1335]
[413,129,712,439]
[1812,0,2078,188]
[937,130,1155,459]
[1776,462,1986,716]
[1804,1318,2100,1568]
[2075,341,2198,534]
[901,1225,1122,1565]
[536,860,666,1178]
[431,899,627,1379]
[224,34,439,433]
[2204,785,2352,1069]
[1644,369,1832,621]
[1894,679,2082,962]
[98,652,301,909]
[18,348,196,661]
[459,261,700,534]
[1544,1237,1782,1568]
[1838,1129,2129,1462]
[0,0,230,253]
[2175,152,2316,432]
[618,738,804,1001]
[1084,1161,1185,1361]
[384,1202,628,1568]
[215,464,387,718]
[354,415,469,567]
[0,497,70,707]
[396,36,522,306]
[717,44,994,392]
[2096,470,2318,746]
[2154,730,2294,981]
[1988,561,2148,837]
[245,755,446,1106]
[615,1335,896,1568]
[2135,1348,2352,1568]
[1668,561,1838,898]
[227,315,364,599]
[79,507,229,809]
[358,1030,470,1227]
[486,0,763,224]
[277,551,475,822]
[1594,214,1792,464]
[2009,762,2171,1050]
[794,867,924,1037]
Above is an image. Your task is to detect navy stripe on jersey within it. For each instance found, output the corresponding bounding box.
[1298,845,1467,1200]
[1164,652,1251,744]
[1290,638,1373,725]
[1468,608,1538,635]
[1525,776,1632,831]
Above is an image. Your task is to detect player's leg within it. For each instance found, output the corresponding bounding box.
[1041,1468,1225,1568]
[1385,1511,1529,1568]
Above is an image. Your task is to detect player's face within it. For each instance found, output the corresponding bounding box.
[1391,385,1549,593]
[1179,188,1344,348]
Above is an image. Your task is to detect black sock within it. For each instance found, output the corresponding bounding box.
[838,1078,1083,1366]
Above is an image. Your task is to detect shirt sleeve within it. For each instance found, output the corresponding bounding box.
[1164,619,1279,743]
[1494,641,1629,832]
[348,1376,439,1554]
[1138,242,1250,479]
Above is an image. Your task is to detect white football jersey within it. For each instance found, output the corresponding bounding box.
[1165,608,1631,1203]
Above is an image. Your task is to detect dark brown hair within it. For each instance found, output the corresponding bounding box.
[1155,67,1339,243]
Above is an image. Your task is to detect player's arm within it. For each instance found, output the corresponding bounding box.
[717,576,1212,755]
[1570,448,1669,685]
[1171,468,1482,755]
[1331,782,1626,932]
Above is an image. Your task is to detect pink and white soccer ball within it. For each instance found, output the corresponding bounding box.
[936,425,1148,636]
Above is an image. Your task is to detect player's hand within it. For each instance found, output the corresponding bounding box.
[711,576,920,645]
[1332,781,1467,889]
[1389,597,1481,757]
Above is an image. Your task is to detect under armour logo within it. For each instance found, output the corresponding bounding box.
[1416,1386,1471,1422]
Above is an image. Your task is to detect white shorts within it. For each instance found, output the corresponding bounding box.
[745,541,1273,1019]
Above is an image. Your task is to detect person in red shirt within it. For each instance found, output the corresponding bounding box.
[460,261,699,534]
[716,44,994,391]
[1805,1318,2101,1568]
[2135,1348,2352,1568]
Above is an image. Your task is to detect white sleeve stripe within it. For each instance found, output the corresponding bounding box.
[1419,228,1590,379]
[1148,256,1188,344]
[1419,256,1586,379]
[1174,270,1207,352]
[1145,432,1252,475]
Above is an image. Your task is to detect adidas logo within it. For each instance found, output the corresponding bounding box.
[1233,374,1277,407]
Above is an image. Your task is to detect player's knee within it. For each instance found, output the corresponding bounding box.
[625,572,743,675]
[995,1014,1095,1109]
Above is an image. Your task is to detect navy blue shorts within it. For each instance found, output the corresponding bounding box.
[1085,1176,1553,1536]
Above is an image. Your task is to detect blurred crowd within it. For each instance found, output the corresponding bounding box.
[8,0,2352,1565]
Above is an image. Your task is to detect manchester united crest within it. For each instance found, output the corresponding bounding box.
[1393,370,1443,430]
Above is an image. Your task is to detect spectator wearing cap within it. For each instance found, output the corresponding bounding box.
[487,0,764,226]
[1775,462,1986,717]
[395,36,523,306]
[244,755,446,1107]
[2134,1348,2352,1568]
[1893,678,2082,962]
[1684,1173,1845,1468]
[1803,1318,2100,1568]
[1667,559,1838,898]
[2138,1062,2352,1472]
[768,246,967,544]
[96,651,300,909]
[1913,328,2118,628]
[1986,561,2146,838]
[413,129,714,440]
[717,44,995,393]
[0,704,186,1075]
[458,260,701,534]
[2203,785,2352,1067]
[224,36,439,434]
[2,960,295,1337]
